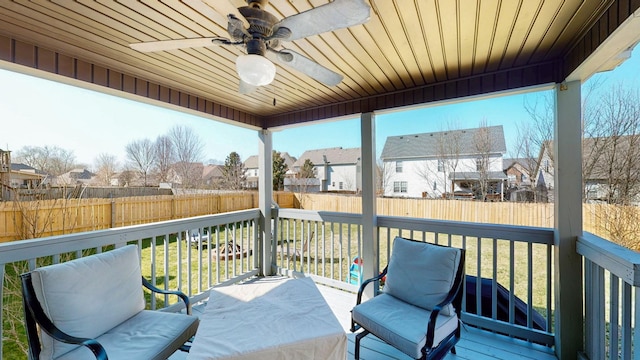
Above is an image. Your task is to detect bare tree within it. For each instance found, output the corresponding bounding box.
[93,153,119,186]
[583,84,640,205]
[154,135,175,183]
[376,159,394,195]
[125,138,156,186]
[414,126,464,199]
[14,145,77,176]
[169,125,204,188]
[472,119,493,201]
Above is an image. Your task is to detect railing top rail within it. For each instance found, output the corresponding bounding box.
[377,215,555,245]
[277,208,362,224]
[578,232,640,286]
[0,208,261,264]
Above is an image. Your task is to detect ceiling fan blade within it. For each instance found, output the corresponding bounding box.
[130,38,226,52]
[239,79,258,94]
[200,0,250,29]
[275,0,371,41]
[268,49,343,86]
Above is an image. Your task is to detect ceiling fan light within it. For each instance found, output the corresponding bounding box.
[235,54,276,87]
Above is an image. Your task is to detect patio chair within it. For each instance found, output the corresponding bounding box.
[276,231,312,260]
[351,237,465,360]
[21,245,199,360]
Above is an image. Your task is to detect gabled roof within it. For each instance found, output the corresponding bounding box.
[10,163,46,175]
[244,152,296,170]
[294,147,361,168]
[381,126,506,160]
[503,158,535,173]
[243,155,258,169]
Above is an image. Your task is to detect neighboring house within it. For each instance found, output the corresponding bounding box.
[52,168,95,186]
[291,147,361,192]
[9,163,47,189]
[0,151,48,200]
[244,155,259,189]
[534,141,554,203]
[244,152,296,189]
[504,158,536,202]
[504,158,534,188]
[283,177,322,193]
[202,164,224,188]
[381,126,507,199]
[537,136,640,204]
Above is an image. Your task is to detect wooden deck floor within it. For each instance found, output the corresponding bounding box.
[316,284,558,360]
[172,280,558,360]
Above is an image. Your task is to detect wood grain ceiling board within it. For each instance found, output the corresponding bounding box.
[0,0,634,129]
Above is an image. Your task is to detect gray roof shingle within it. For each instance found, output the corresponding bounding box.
[293,147,361,167]
[381,126,506,160]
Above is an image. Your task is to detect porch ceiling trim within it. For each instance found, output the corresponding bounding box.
[0,1,639,130]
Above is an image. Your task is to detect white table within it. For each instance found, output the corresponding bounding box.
[188,277,347,360]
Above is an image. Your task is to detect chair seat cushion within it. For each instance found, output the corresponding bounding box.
[352,293,458,359]
[55,310,199,360]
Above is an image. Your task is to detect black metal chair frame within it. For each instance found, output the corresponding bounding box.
[351,246,466,360]
[21,273,193,360]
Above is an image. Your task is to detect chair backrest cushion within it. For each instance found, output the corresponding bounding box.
[383,237,461,316]
[30,245,145,359]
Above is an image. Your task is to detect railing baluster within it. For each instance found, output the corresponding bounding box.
[151,235,157,310]
[164,234,169,306]
[527,241,533,329]
[609,273,619,360]
[509,240,515,326]
[621,281,632,360]
[476,237,482,317]
[492,238,497,321]
[546,243,552,332]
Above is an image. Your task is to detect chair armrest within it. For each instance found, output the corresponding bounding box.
[142,277,193,315]
[21,273,108,360]
[424,250,465,349]
[356,266,388,305]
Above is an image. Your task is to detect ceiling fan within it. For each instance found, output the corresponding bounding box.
[130,0,371,94]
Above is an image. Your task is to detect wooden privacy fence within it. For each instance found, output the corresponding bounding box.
[0,191,633,246]
[0,192,295,243]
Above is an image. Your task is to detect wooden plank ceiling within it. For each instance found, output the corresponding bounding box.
[0,0,635,129]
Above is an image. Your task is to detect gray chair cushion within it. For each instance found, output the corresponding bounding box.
[55,310,199,360]
[30,245,145,359]
[352,293,458,359]
[383,237,461,316]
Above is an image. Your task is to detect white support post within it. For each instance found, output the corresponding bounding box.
[554,80,584,360]
[361,112,378,299]
[259,130,273,276]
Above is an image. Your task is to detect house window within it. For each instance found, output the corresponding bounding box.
[476,158,487,171]
[339,182,344,190]
[332,182,335,187]
[437,159,444,172]
[393,181,407,193]
[396,161,403,173]
[433,181,437,190]
[544,159,549,172]
[521,174,527,182]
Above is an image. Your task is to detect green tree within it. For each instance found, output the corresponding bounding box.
[299,159,315,178]
[223,151,246,190]
[273,151,288,191]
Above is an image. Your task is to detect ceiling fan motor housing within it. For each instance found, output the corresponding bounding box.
[239,6,278,39]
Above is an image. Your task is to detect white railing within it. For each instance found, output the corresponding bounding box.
[0,209,261,359]
[274,209,555,346]
[578,232,640,360]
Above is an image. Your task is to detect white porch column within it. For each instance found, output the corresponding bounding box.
[258,130,273,276]
[554,80,584,359]
[361,112,378,299]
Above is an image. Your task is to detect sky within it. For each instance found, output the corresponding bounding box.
[1,46,639,169]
